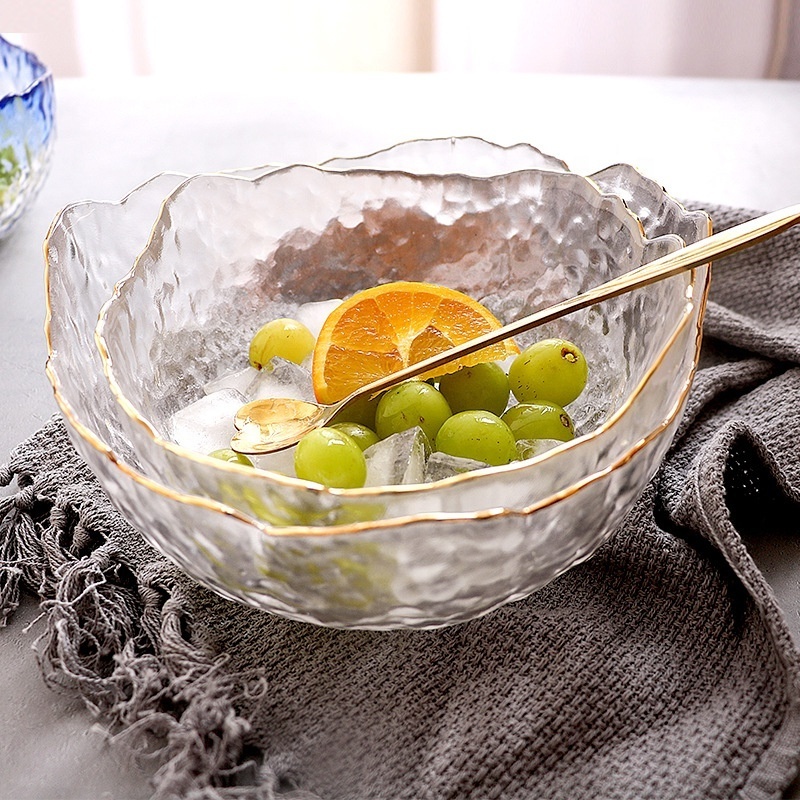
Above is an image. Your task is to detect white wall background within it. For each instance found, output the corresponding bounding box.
[434,0,779,77]
[2,0,796,79]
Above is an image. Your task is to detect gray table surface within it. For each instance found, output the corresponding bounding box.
[2,73,800,799]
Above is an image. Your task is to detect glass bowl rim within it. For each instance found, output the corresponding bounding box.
[319,134,571,174]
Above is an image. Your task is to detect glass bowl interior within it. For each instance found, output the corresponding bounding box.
[94,161,703,527]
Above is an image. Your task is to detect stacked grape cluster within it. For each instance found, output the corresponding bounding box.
[297,338,586,488]
[231,316,588,489]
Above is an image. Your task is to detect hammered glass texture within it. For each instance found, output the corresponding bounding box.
[321,139,707,244]
[97,165,697,524]
[0,36,55,238]
[86,419,677,629]
[47,139,709,628]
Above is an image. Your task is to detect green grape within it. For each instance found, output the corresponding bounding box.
[294,428,367,489]
[501,402,575,442]
[331,422,380,452]
[208,448,254,467]
[375,380,452,442]
[248,318,315,369]
[438,362,510,417]
[508,338,588,406]
[434,410,517,466]
[329,392,381,429]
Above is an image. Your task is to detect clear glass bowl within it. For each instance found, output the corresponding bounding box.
[95,158,704,524]
[46,139,710,628]
[0,36,55,238]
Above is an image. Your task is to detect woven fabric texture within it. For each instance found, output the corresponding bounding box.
[2,202,800,800]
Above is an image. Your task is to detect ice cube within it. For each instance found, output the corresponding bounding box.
[251,446,297,478]
[204,366,259,397]
[424,451,490,483]
[363,427,430,487]
[170,388,247,455]
[296,298,342,338]
[245,358,315,403]
[516,438,564,461]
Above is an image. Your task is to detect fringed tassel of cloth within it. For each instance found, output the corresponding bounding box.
[0,461,45,623]
[0,416,313,800]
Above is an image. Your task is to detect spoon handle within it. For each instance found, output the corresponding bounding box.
[354,203,800,398]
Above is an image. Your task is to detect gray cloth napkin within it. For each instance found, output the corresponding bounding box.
[3,202,800,800]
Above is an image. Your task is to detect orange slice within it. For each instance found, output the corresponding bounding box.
[312,281,519,404]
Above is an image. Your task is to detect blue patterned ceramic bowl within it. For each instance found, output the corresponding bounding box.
[0,36,55,238]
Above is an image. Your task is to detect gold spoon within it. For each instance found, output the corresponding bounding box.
[231,204,800,455]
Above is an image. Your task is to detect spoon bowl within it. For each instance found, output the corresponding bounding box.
[232,397,330,453]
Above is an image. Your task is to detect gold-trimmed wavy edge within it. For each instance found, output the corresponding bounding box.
[43,143,711,539]
[92,161,693,500]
